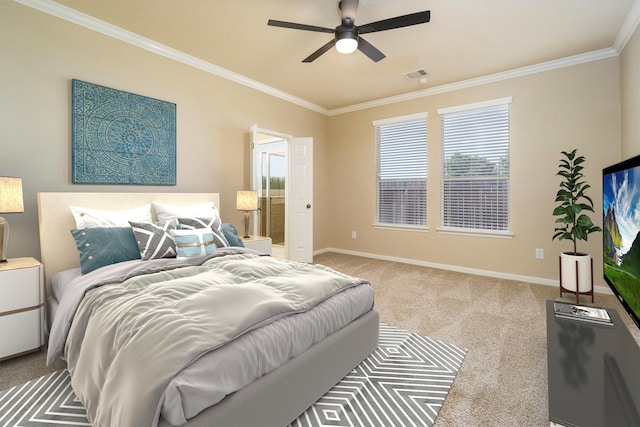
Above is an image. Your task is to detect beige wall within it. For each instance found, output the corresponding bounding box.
[326,58,620,285]
[0,1,327,258]
[621,23,640,158]
[1,0,627,286]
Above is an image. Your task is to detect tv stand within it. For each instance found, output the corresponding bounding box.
[546,300,640,426]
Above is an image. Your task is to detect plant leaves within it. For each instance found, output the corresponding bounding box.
[553,148,600,247]
[577,214,594,228]
[578,203,594,212]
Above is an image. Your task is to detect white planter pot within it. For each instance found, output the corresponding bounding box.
[560,252,592,293]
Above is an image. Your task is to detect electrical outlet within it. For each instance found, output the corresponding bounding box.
[351,231,357,239]
[535,248,544,259]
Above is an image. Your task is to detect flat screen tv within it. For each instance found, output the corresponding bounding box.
[603,155,640,329]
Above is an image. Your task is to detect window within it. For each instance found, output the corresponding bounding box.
[438,98,511,233]
[374,113,427,228]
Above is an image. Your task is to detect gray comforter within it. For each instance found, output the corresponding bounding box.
[54,250,369,427]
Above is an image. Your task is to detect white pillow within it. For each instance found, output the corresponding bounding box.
[70,204,152,229]
[170,228,217,259]
[153,201,220,223]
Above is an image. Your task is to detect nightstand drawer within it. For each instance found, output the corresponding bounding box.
[0,267,41,313]
[0,308,43,360]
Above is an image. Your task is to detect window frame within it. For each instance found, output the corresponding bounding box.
[437,97,513,238]
[373,112,428,231]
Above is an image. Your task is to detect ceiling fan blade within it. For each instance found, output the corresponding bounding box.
[302,39,337,63]
[268,19,334,33]
[339,0,359,27]
[357,37,385,62]
[359,10,430,34]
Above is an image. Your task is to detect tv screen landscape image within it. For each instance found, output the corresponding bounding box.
[603,155,640,329]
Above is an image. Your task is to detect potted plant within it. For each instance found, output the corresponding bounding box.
[552,149,602,301]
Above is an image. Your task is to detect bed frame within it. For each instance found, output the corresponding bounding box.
[37,192,379,427]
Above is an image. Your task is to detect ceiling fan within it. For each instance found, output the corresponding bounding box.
[267,0,430,63]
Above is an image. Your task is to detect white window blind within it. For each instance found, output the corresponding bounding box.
[439,99,510,232]
[375,114,427,227]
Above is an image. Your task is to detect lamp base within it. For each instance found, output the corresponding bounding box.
[0,216,9,262]
[243,211,251,239]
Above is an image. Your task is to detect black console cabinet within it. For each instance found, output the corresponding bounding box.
[546,300,640,426]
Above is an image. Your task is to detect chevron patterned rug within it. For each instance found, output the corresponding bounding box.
[0,324,467,427]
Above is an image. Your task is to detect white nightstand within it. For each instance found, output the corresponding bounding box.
[0,257,45,361]
[242,235,272,255]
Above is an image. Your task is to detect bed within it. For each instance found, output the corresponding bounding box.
[37,192,379,427]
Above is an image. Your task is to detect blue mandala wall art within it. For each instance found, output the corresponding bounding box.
[72,79,176,185]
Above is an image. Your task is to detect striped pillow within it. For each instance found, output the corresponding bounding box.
[177,217,229,248]
[129,219,178,260]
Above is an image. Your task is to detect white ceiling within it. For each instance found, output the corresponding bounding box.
[31,0,640,112]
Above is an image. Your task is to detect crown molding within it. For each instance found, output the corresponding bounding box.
[328,48,619,116]
[12,0,329,115]
[14,0,626,117]
[613,0,640,53]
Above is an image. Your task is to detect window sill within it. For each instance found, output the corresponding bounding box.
[436,227,514,239]
[372,223,429,232]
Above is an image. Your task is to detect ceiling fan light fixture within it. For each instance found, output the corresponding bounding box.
[268,5,430,63]
[335,31,358,54]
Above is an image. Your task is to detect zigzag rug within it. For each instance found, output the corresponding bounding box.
[0,324,467,427]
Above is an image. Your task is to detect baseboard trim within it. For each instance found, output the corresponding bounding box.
[314,247,613,295]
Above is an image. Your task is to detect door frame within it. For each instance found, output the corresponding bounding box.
[250,125,313,262]
[250,125,292,258]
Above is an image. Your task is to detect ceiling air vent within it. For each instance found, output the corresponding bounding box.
[404,69,428,80]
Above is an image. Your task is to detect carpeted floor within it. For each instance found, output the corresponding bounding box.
[311,252,640,426]
[2,252,640,426]
[0,349,65,392]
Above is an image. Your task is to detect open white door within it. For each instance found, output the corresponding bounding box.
[287,137,313,262]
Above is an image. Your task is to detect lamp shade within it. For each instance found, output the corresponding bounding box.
[236,190,258,211]
[0,177,24,213]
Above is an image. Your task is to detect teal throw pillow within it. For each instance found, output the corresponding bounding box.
[71,227,141,274]
[221,223,244,247]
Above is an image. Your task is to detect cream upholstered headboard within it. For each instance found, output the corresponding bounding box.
[37,192,220,290]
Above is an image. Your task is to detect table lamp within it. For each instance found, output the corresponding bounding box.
[0,177,24,262]
[236,190,258,238]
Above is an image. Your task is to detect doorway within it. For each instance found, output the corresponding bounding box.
[256,136,286,258]
[250,125,314,262]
